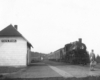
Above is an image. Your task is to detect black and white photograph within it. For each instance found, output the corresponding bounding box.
[0,0,100,80]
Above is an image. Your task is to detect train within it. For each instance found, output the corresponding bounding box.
[48,38,90,65]
[48,48,66,61]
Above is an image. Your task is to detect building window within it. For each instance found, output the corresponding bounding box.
[1,39,17,42]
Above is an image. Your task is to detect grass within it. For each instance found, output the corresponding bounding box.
[31,60,42,63]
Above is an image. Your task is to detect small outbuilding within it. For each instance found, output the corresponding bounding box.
[0,24,33,67]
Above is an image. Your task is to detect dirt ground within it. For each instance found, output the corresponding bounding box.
[1,60,100,80]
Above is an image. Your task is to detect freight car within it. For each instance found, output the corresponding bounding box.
[48,48,66,61]
[48,49,61,61]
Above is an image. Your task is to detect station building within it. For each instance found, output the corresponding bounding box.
[0,24,33,67]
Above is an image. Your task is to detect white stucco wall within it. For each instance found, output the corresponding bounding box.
[0,37,27,66]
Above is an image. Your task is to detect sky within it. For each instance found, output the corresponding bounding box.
[0,0,100,55]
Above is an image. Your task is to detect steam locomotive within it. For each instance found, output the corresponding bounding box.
[64,38,90,64]
[48,38,90,65]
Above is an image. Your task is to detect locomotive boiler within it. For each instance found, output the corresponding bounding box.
[64,38,90,64]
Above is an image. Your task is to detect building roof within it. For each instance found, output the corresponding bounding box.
[0,24,33,48]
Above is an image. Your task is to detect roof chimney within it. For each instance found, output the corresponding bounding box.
[14,25,18,30]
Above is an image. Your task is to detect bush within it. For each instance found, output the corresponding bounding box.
[96,55,100,63]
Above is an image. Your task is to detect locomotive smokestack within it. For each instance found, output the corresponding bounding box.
[79,38,82,43]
